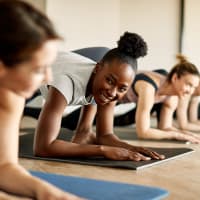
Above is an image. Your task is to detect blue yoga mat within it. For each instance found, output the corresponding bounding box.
[31,171,168,200]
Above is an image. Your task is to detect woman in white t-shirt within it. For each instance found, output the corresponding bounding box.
[34,32,165,161]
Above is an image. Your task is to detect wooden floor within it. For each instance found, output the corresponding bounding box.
[1,117,200,199]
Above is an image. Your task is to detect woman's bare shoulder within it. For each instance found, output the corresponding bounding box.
[0,88,24,112]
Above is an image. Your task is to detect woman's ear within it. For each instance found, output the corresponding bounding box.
[171,73,178,84]
[94,62,102,74]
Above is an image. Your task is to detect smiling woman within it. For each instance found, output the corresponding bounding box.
[34,32,165,162]
[0,0,82,199]
[112,54,200,143]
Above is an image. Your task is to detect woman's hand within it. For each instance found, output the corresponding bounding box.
[175,132,200,144]
[130,146,165,160]
[101,146,153,161]
[97,133,165,160]
[184,131,200,141]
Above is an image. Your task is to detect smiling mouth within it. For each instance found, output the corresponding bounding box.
[99,92,115,104]
[99,94,109,103]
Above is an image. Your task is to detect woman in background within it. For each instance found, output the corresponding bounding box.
[0,0,82,199]
[34,32,165,161]
[112,55,200,143]
[176,82,200,132]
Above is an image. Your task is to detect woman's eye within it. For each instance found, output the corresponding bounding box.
[118,88,126,93]
[106,77,113,85]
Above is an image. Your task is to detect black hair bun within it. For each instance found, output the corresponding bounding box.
[117,31,148,59]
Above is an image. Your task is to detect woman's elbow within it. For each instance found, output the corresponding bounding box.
[178,123,188,130]
[33,142,51,157]
[136,129,150,139]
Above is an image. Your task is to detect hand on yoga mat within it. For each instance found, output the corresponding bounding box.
[130,146,165,160]
[97,133,165,160]
[174,132,200,144]
[101,146,152,161]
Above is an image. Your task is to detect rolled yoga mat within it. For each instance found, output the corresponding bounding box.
[19,130,194,170]
[30,171,168,200]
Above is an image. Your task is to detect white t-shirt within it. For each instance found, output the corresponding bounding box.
[40,51,96,107]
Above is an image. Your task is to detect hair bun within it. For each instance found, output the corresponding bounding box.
[117,31,147,59]
[176,54,188,63]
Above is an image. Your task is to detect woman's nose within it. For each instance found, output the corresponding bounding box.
[108,87,117,98]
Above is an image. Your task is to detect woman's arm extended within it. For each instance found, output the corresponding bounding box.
[159,96,200,143]
[176,96,200,131]
[34,87,154,161]
[95,94,164,160]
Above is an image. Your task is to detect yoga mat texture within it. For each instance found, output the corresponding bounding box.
[19,131,194,170]
[31,171,168,200]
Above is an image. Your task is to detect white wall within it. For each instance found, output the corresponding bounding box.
[120,0,180,70]
[46,0,180,71]
[28,0,181,71]
[183,0,200,66]
[46,0,120,51]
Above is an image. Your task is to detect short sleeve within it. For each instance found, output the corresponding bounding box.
[49,74,74,104]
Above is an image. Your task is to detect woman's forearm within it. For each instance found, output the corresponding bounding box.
[0,190,32,200]
[177,121,200,132]
[0,161,83,200]
[0,163,39,198]
[34,139,104,157]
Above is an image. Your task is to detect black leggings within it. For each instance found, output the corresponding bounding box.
[114,103,163,126]
[23,107,81,131]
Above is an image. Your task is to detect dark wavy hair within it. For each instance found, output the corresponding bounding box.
[0,0,61,67]
[101,31,148,72]
[167,54,200,82]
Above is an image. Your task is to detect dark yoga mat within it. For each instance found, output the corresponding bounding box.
[20,127,189,143]
[20,127,138,141]
[31,171,168,200]
[19,131,194,170]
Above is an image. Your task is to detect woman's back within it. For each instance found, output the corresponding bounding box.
[121,70,168,104]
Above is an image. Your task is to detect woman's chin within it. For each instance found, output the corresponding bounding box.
[95,98,107,105]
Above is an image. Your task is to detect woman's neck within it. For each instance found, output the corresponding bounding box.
[157,79,176,96]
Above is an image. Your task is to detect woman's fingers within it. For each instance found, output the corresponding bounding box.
[129,151,151,161]
[132,146,165,160]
